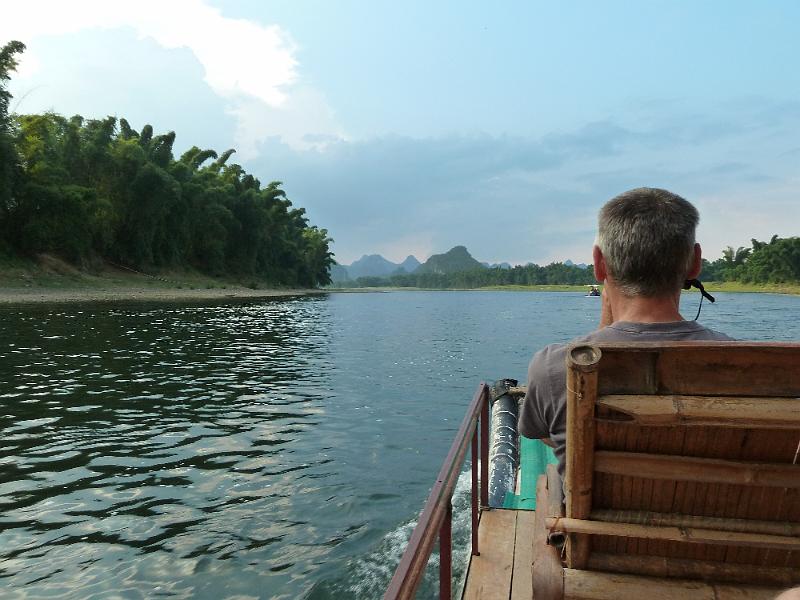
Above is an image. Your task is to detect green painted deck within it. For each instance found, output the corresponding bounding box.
[503,438,557,510]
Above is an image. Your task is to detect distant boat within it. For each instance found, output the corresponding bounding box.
[585,285,601,297]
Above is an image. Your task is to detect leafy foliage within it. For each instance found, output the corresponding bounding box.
[0,40,26,251]
[0,41,333,287]
[702,235,800,284]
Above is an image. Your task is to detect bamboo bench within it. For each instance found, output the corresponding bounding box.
[533,341,800,600]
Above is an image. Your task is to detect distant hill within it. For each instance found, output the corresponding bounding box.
[329,263,350,283]
[329,253,421,281]
[398,255,421,273]
[481,261,512,270]
[416,246,486,274]
[347,254,399,279]
[564,259,589,269]
[328,247,589,283]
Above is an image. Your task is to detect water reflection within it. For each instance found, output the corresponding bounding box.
[1,297,335,598]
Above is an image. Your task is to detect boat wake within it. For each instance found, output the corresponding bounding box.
[309,466,476,599]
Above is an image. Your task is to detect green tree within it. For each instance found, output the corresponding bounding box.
[740,237,800,283]
[0,40,26,250]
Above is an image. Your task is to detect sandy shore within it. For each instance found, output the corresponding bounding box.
[0,286,325,304]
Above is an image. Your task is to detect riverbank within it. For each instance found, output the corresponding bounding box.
[327,282,800,295]
[0,255,322,304]
[5,254,799,303]
[702,281,800,295]
[0,287,323,304]
[326,286,588,293]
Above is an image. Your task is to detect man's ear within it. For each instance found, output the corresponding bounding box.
[593,245,606,282]
[687,243,702,279]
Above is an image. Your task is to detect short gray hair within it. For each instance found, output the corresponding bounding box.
[597,188,699,296]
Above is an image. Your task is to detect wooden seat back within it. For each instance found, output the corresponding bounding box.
[562,341,800,587]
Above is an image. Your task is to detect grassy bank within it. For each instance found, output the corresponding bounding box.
[327,284,590,292]
[0,255,322,304]
[327,282,800,295]
[7,256,799,303]
[481,282,800,295]
[702,281,800,295]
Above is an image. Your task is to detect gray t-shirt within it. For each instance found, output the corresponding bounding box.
[518,320,733,482]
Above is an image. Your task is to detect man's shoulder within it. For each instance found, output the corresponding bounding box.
[592,321,734,342]
[531,323,734,372]
[529,332,598,374]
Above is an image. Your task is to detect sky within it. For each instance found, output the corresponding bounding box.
[4,1,800,266]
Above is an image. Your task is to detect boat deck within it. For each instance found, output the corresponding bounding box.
[463,508,534,600]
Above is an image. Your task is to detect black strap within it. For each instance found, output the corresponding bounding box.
[683,279,715,321]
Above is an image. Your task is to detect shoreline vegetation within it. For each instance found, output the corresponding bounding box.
[3,256,799,305]
[325,282,800,295]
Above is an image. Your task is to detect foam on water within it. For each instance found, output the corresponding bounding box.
[308,465,477,600]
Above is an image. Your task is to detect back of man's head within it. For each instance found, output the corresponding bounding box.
[597,187,699,297]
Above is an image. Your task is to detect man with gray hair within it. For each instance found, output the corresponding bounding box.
[518,187,731,482]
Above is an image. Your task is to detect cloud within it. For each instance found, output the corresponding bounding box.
[246,104,800,265]
[227,87,346,158]
[1,0,296,105]
[1,0,339,152]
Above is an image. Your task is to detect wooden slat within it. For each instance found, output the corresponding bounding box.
[597,394,800,428]
[563,568,781,600]
[463,509,517,600]
[596,342,800,397]
[510,509,536,600]
[596,349,658,395]
[594,451,800,488]
[654,345,800,397]
[545,517,800,551]
[590,509,800,537]
[588,552,800,587]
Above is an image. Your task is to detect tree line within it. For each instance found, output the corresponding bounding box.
[0,41,333,287]
[337,236,800,290]
[337,261,596,289]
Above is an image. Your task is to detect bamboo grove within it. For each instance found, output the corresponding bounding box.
[0,41,334,287]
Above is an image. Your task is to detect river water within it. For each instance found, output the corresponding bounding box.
[1,291,799,599]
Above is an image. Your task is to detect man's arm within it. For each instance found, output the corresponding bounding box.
[518,348,555,441]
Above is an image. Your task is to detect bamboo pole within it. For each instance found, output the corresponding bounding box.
[545,517,800,551]
[589,509,800,537]
[532,474,565,600]
[587,552,800,587]
[565,344,602,569]
[594,451,800,488]
[546,464,566,549]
